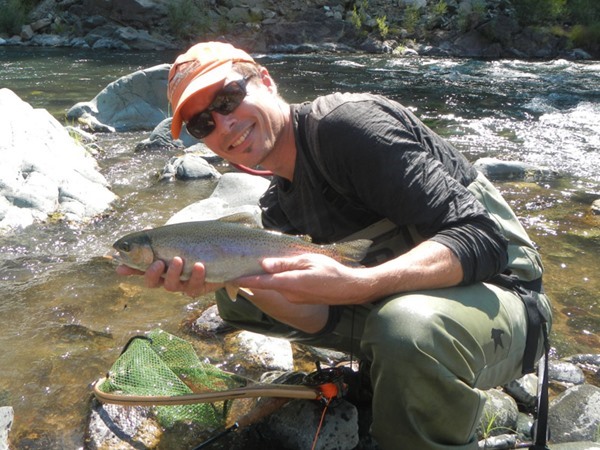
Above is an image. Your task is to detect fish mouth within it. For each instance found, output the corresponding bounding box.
[109,251,125,265]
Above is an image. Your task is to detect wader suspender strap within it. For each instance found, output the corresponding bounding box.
[490,274,550,450]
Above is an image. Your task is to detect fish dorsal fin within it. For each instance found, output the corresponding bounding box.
[217,212,261,228]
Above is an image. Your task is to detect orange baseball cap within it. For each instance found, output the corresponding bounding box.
[168,42,256,139]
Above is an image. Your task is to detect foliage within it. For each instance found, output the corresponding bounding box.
[513,0,566,25]
[167,0,210,40]
[350,5,362,30]
[402,4,421,35]
[0,0,37,35]
[569,23,600,53]
[350,0,369,32]
[566,0,600,26]
[433,0,448,18]
[376,15,389,39]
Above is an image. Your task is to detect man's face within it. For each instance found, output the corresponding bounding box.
[181,69,286,169]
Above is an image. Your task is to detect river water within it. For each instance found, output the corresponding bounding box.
[1,47,599,449]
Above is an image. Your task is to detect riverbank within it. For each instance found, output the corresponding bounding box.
[0,0,597,60]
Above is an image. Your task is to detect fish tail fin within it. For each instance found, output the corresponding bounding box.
[335,239,372,265]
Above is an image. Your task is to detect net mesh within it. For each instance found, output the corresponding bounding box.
[97,329,248,428]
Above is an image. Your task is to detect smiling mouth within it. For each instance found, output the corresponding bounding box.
[230,127,252,149]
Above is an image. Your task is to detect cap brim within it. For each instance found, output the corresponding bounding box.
[171,61,232,139]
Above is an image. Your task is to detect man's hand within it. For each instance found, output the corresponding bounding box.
[235,240,464,306]
[116,257,223,298]
[235,253,373,305]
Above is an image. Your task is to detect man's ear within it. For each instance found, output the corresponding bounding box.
[259,67,278,94]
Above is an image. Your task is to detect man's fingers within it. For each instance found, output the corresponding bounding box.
[163,257,184,291]
[261,256,311,273]
[145,260,166,288]
[183,263,208,297]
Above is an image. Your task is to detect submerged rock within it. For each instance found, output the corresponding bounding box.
[473,157,561,182]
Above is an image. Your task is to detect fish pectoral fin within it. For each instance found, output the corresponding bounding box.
[336,238,373,265]
[224,285,255,302]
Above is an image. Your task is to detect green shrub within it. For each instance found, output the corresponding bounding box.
[567,0,600,26]
[167,0,210,40]
[350,0,369,32]
[570,23,600,53]
[513,0,566,25]
[376,15,389,39]
[350,5,362,30]
[433,0,448,17]
[0,0,30,35]
[402,5,421,34]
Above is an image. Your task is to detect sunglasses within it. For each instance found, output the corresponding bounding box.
[185,75,253,139]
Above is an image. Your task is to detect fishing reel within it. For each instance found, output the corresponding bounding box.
[303,362,347,403]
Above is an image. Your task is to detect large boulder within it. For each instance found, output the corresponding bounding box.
[0,89,116,231]
[66,63,170,132]
[548,384,600,443]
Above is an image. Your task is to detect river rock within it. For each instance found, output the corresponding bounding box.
[160,154,221,181]
[83,24,174,51]
[515,412,534,440]
[29,34,68,47]
[134,118,182,151]
[256,398,359,450]
[0,88,116,231]
[503,373,538,410]
[192,304,234,336]
[66,63,170,132]
[477,433,517,450]
[226,331,294,372]
[550,443,600,450]
[548,384,600,443]
[566,354,600,370]
[473,157,560,182]
[86,401,162,449]
[0,407,13,450]
[167,172,270,225]
[476,388,519,439]
[549,360,586,386]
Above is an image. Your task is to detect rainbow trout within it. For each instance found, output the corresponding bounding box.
[113,213,372,294]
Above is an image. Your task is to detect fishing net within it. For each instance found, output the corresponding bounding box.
[95,329,248,429]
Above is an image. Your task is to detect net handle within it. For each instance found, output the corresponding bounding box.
[93,377,321,406]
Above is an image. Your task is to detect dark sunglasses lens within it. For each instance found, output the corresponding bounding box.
[211,82,246,114]
[184,79,249,139]
[186,111,214,139]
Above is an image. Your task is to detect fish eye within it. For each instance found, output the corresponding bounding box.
[118,241,131,252]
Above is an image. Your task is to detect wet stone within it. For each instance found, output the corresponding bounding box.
[549,360,586,385]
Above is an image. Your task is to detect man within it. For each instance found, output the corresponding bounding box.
[118,42,552,449]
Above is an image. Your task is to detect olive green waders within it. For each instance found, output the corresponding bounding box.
[214,172,552,450]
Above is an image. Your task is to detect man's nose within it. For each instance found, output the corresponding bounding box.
[211,111,235,134]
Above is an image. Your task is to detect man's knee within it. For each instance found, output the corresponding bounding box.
[361,294,445,360]
[360,292,485,383]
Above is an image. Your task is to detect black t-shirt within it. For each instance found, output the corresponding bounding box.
[260,93,508,285]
